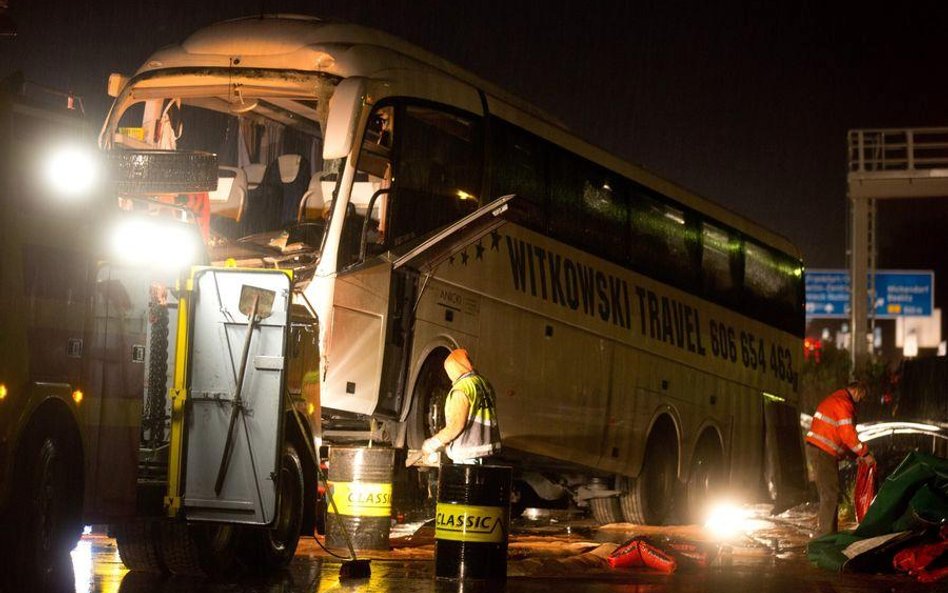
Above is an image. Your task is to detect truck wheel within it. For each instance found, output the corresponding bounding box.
[241,443,304,572]
[159,521,240,577]
[9,413,83,588]
[589,496,623,525]
[114,519,165,572]
[620,436,678,525]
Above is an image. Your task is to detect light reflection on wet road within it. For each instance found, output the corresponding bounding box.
[58,526,934,593]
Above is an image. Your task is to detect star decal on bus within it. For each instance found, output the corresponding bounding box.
[475,240,485,260]
[490,230,502,251]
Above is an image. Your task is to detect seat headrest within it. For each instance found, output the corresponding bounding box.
[243,163,266,188]
[209,166,248,218]
[278,154,302,183]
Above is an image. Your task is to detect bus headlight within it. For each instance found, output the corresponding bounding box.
[110,218,199,270]
[44,144,99,197]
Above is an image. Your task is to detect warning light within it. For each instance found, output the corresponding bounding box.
[72,389,84,405]
[307,402,316,416]
[803,337,822,364]
[0,384,7,400]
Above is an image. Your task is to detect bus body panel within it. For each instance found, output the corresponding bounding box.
[324,261,393,415]
[403,222,796,486]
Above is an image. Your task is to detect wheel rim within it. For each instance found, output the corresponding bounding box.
[423,362,450,438]
[688,449,723,519]
[426,390,446,437]
[268,456,301,552]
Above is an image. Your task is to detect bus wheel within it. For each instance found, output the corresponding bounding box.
[620,436,678,525]
[241,443,304,572]
[406,348,451,449]
[684,436,725,523]
[589,496,623,525]
[10,412,83,588]
[114,519,165,572]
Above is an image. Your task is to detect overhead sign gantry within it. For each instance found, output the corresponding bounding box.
[847,127,948,366]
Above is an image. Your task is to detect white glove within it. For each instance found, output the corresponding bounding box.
[422,436,443,455]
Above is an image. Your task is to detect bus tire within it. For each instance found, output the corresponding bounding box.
[158,521,241,577]
[115,519,165,573]
[620,435,678,525]
[684,434,725,524]
[240,443,304,572]
[589,496,624,525]
[9,408,84,589]
[406,348,451,449]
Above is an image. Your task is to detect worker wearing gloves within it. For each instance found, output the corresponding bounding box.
[422,348,501,464]
[806,380,876,536]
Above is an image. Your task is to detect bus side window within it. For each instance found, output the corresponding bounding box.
[490,118,548,232]
[388,105,483,248]
[629,187,699,288]
[550,149,628,261]
[744,241,803,333]
[701,222,738,299]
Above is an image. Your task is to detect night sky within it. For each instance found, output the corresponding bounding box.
[5,0,948,273]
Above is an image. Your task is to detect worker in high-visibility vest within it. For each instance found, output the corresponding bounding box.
[805,380,876,536]
[422,349,501,464]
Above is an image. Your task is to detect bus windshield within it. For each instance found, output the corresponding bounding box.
[101,71,339,270]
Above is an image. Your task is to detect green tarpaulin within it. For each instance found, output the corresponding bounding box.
[807,451,948,572]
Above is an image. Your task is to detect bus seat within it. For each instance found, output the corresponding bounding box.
[299,175,325,221]
[243,163,266,191]
[241,160,283,236]
[209,166,248,222]
[275,154,311,225]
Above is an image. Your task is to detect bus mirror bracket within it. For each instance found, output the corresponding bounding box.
[324,77,367,160]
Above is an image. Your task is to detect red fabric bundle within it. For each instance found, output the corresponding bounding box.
[608,538,678,573]
[893,538,948,582]
[854,461,876,522]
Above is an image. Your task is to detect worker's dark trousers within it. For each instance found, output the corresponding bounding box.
[807,444,840,537]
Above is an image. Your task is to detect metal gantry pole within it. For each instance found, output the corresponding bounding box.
[850,194,869,372]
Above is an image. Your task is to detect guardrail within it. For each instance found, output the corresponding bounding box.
[849,127,948,173]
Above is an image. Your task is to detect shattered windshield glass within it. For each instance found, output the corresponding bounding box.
[103,72,340,276]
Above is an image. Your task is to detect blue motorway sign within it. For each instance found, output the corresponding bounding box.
[805,269,934,319]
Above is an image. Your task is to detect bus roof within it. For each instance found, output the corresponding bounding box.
[129,14,802,260]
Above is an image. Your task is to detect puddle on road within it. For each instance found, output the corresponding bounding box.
[65,504,925,593]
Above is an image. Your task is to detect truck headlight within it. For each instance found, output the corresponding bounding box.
[110,217,199,270]
[44,144,99,197]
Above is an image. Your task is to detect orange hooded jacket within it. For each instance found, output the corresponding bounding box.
[806,388,869,459]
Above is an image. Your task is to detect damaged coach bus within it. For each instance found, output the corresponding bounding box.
[28,15,805,569]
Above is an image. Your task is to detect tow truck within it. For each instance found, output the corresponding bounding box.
[0,75,323,587]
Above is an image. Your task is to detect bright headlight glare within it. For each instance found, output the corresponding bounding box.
[111,218,198,269]
[44,144,99,197]
[704,501,761,540]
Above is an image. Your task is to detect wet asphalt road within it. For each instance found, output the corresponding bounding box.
[64,535,931,593]
[57,510,935,593]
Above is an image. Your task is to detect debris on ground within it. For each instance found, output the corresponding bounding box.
[608,537,678,573]
[808,452,948,575]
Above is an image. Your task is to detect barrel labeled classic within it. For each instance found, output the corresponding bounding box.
[325,446,394,550]
[435,464,512,581]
